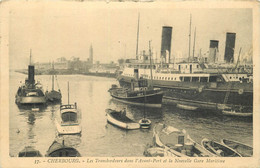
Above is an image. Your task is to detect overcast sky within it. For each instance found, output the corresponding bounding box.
[8,1,252,69]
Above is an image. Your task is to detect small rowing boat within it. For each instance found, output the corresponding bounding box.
[106,108,140,130]
[18,146,42,157]
[221,139,253,157]
[201,138,242,157]
[222,108,252,117]
[153,123,215,157]
[46,140,81,157]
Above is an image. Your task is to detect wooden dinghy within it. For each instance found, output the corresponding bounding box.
[18,146,42,157]
[222,108,252,117]
[201,138,242,157]
[221,139,253,157]
[106,109,140,130]
[153,123,215,157]
[46,140,81,157]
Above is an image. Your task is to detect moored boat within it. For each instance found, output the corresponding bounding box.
[153,123,216,157]
[106,108,140,130]
[46,140,81,157]
[221,139,253,157]
[201,138,242,157]
[176,104,198,111]
[109,80,164,108]
[18,146,42,157]
[55,82,81,135]
[143,147,176,157]
[45,62,62,103]
[222,107,252,117]
[15,50,46,107]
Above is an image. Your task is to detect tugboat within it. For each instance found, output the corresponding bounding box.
[109,41,163,108]
[55,82,81,135]
[45,62,62,103]
[15,50,46,107]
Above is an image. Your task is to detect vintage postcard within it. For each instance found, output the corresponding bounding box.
[0,0,259,167]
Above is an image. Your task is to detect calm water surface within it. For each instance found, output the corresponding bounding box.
[9,71,253,157]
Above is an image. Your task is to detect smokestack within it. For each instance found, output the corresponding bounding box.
[28,65,35,85]
[89,44,93,65]
[161,26,172,63]
[208,40,219,63]
[224,32,236,63]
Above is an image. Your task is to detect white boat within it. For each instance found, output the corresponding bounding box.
[55,82,81,135]
[176,104,198,111]
[106,109,140,130]
[153,123,216,157]
[222,108,252,117]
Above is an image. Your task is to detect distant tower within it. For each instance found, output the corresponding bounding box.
[89,44,93,65]
[160,26,172,63]
[208,40,219,63]
[224,32,236,63]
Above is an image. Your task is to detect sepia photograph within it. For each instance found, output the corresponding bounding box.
[1,0,259,167]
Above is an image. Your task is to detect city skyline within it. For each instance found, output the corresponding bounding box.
[8,1,252,69]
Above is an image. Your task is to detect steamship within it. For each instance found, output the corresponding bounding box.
[15,51,46,106]
[118,26,253,113]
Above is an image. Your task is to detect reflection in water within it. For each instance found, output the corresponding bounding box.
[27,112,35,125]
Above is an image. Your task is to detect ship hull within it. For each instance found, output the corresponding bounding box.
[15,95,46,105]
[110,90,164,108]
[118,76,253,112]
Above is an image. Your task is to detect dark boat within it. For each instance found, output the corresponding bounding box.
[45,62,62,103]
[153,123,216,157]
[106,108,140,130]
[18,146,42,157]
[221,139,253,157]
[15,50,46,106]
[201,138,242,157]
[46,140,81,157]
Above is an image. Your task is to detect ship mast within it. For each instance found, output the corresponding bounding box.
[136,13,140,60]
[67,82,70,104]
[192,27,196,61]
[188,14,192,62]
[52,61,54,91]
[149,40,154,89]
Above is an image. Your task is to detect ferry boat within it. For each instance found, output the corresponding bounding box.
[118,22,253,113]
[15,50,46,106]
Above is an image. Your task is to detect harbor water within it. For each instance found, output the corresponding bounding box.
[9,71,253,157]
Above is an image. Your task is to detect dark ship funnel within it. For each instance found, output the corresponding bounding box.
[208,40,219,63]
[28,65,35,84]
[160,26,172,63]
[224,32,236,63]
